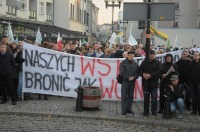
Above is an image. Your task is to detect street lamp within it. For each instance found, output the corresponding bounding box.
[104,0,123,33]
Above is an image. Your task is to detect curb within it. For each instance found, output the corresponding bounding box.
[0,111,199,131]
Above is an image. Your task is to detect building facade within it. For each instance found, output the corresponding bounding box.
[152,0,200,29]
[0,0,53,24]
[0,0,101,42]
[150,0,200,47]
[87,0,99,43]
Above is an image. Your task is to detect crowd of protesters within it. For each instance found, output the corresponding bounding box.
[0,35,200,119]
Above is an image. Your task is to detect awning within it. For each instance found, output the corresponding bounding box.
[0,16,87,38]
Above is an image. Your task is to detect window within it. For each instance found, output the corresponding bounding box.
[73,5,74,19]
[0,0,3,6]
[172,18,179,27]
[175,2,179,10]
[40,2,44,14]
[20,0,27,10]
[198,17,200,28]
[7,6,16,15]
[70,4,72,19]
[87,13,89,26]
[79,9,81,22]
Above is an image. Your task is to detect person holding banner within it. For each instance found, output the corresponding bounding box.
[120,51,139,115]
[158,53,179,114]
[0,44,16,105]
[139,50,162,117]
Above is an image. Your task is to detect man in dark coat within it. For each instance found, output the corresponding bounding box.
[0,44,16,105]
[139,50,162,116]
[189,51,200,115]
[176,51,191,110]
[120,51,139,115]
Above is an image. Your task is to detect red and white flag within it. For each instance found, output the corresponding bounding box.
[57,32,62,51]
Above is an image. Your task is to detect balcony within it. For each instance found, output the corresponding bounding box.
[6,6,16,16]
[29,11,37,19]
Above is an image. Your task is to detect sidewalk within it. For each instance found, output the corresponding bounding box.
[0,95,199,131]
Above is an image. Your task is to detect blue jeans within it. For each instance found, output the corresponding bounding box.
[170,98,184,114]
[17,71,22,98]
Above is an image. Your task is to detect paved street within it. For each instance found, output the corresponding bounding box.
[0,114,188,132]
[0,95,199,132]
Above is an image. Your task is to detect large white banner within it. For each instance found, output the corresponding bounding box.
[22,43,199,100]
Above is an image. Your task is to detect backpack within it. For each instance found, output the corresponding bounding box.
[116,60,126,84]
[116,74,123,84]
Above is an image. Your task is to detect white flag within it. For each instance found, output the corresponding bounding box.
[127,23,138,46]
[35,27,42,44]
[108,32,117,48]
[79,39,82,47]
[7,22,15,43]
[173,35,178,48]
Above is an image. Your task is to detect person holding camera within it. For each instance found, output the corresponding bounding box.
[158,53,179,114]
[168,74,185,119]
[120,51,139,115]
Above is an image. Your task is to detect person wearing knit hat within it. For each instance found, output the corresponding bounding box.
[168,74,185,119]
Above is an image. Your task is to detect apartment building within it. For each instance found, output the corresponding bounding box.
[0,0,90,41]
[152,0,200,29]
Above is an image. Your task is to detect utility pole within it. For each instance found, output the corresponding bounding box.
[145,0,151,60]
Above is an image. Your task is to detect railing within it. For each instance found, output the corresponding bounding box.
[172,21,178,27]
[6,6,16,16]
[46,14,53,22]
[29,11,37,19]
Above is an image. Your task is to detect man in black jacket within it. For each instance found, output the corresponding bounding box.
[189,51,200,115]
[176,51,191,110]
[0,44,16,105]
[139,50,162,117]
[120,51,139,115]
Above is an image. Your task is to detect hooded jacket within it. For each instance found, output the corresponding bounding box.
[160,53,179,87]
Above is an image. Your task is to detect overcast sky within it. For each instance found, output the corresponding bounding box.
[92,0,143,25]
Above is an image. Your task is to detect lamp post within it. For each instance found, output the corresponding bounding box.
[104,0,123,33]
